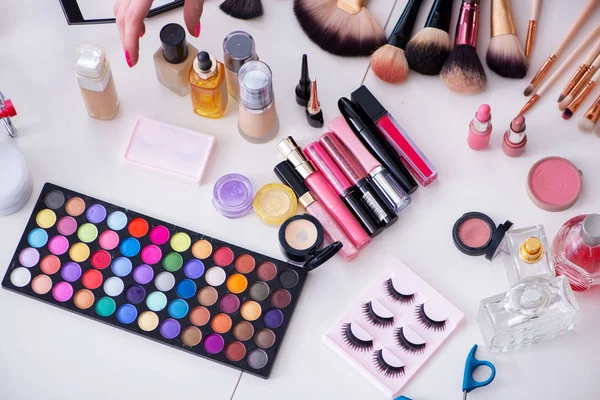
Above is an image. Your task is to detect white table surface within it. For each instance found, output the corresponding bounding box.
[1,1,600,399]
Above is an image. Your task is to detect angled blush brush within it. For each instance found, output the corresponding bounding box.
[525,0,600,94]
[371,0,425,83]
[405,0,454,76]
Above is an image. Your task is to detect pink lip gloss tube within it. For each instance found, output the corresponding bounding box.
[468,104,493,150]
[328,116,411,213]
[274,161,359,261]
[304,141,383,238]
[277,137,371,250]
[351,86,438,186]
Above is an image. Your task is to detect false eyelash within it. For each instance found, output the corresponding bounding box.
[362,301,394,328]
[341,323,374,352]
[384,278,416,305]
[372,349,405,378]
[394,327,427,355]
[414,303,447,332]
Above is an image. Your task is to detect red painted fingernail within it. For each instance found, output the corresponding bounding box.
[125,50,133,68]
[194,22,201,38]
[140,32,144,38]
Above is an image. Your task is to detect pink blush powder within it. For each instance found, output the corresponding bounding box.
[458,218,491,248]
[528,157,582,211]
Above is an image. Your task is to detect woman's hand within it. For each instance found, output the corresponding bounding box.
[114,0,205,67]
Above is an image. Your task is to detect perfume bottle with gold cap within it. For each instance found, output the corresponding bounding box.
[478,225,579,353]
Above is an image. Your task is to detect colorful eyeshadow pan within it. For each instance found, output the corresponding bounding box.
[128,218,149,238]
[99,230,119,250]
[36,209,56,229]
[182,326,202,347]
[19,248,39,268]
[192,240,212,259]
[2,184,307,378]
[57,216,77,236]
[107,211,127,230]
[190,306,210,326]
[149,225,170,245]
[40,255,60,275]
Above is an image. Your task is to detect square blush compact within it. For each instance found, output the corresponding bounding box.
[452,212,513,261]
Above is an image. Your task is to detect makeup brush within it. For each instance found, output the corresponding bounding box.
[293,0,386,57]
[371,0,424,84]
[562,67,600,120]
[486,0,528,79]
[578,93,600,132]
[525,0,541,57]
[558,37,600,102]
[405,0,454,75]
[559,55,600,111]
[524,0,600,95]
[520,24,600,110]
[219,0,263,20]
[440,0,486,94]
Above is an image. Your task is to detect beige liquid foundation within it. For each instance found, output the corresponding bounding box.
[75,44,119,120]
[237,61,279,144]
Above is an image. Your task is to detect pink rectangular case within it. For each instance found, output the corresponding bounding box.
[323,260,464,398]
[123,117,215,185]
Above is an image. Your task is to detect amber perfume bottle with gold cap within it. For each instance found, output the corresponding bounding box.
[478,225,579,353]
[189,51,228,119]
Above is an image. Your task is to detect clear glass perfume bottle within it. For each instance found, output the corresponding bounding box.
[189,52,228,119]
[478,225,579,353]
[553,214,600,291]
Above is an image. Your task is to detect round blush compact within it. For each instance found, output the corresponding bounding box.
[527,157,582,212]
[452,212,513,261]
[279,214,342,270]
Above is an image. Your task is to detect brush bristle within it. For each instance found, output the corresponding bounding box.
[486,35,529,79]
[557,94,565,102]
[293,0,386,57]
[562,109,573,120]
[440,45,486,94]
[371,45,409,84]
[405,27,451,76]
[578,117,596,132]
[559,96,572,111]
[523,85,534,96]
[219,0,263,20]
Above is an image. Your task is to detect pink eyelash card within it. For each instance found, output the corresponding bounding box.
[322,259,464,398]
[123,117,215,185]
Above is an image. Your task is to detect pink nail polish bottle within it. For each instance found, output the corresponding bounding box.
[502,115,527,157]
[468,104,492,150]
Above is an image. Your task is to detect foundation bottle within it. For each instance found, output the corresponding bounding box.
[223,31,258,100]
[189,51,228,119]
[237,61,279,143]
[153,23,198,96]
[75,44,119,120]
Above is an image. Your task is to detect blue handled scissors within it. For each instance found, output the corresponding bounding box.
[462,344,496,399]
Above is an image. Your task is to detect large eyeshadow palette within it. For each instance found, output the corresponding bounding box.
[2,183,307,378]
[323,260,463,398]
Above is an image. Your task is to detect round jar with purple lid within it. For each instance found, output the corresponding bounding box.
[213,173,254,218]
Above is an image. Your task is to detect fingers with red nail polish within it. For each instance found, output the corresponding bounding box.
[184,0,205,38]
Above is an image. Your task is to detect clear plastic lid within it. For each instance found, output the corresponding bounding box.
[238,61,274,110]
[212,174,255,218]
[75,44,107,79]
